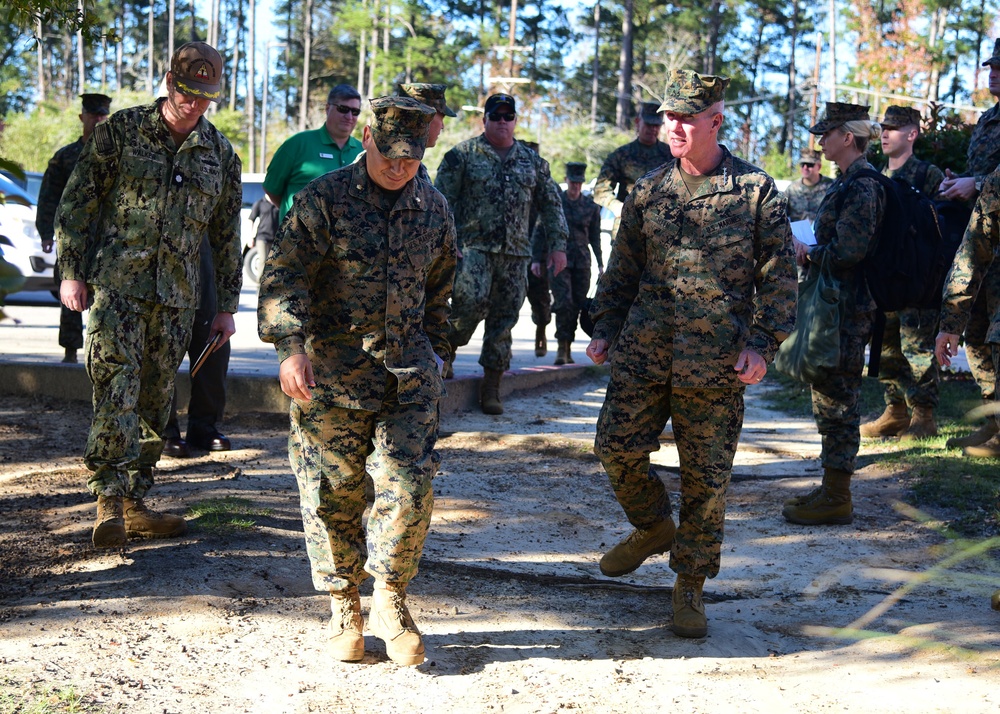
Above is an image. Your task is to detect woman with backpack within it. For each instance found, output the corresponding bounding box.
[783,102,886,526]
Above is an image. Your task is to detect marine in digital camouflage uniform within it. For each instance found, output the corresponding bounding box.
[258,96,456,666]
[587,70,796,638]
[782,148,833,224]
[434,93,568,414]
[36,93,111,363]
[593,101,674,239]
[861,106,946,439]
[782,102,886,527]
[56,42,242,549]
[937,170,1000,458]
[531,161,602,365]
[937,39,1000,448]
[520,140,553,357]
[398,82,456,184]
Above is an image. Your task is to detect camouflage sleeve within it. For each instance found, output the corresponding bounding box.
[209,150,244,314]
[809,177,882,270]
[55,123,120,282]
[939,175,1000,336]
[748,180,797,362]
[536,169,568,254]
[593,151,621,209]
[257,187,329,362]
[588,201,603,268]
[924,164,945,199]
[590,190,644,344]
[529,219,546,263]
[36,151,67,243]
[434,148,464,213]
[424,214,458,361]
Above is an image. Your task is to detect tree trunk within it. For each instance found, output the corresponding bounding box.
[973,0,987,94]
[36,18,45,101]
[76,0,85,94]
[382,1,389,95]
[357,0,367,97]
[704,0,722,75]
[116,10,123,90]
[247,0,256,171]
[230,2,243,110]
[615,0,633,130]
[779,0,799,161]
[368,0,378,103]
[147,0,154,95]
[168,0,176,63]
[299,0,313,132]
[590,2,599,131]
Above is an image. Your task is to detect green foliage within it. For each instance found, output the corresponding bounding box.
[0,678,100,713]
[187,496,271,532]
[759,144,798,180]
[211,108,248,159]
[916,107,973,174]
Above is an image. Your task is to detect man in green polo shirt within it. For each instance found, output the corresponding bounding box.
[264,84,364,221]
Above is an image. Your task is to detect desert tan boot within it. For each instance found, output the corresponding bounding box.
[964,433,1000,459]
[329,588,365,662]
[900,405,938,440]
[480,368,504,415]
[782,468,853,525]
[783,485,823,507]
[672,573,707,638]
[599,517,676,577]
[92,495,126,548]
[369,581,425,666]
[123,498,188,539]
[860,402,910,438]
[946,408,998,449]
[534,324,547,357]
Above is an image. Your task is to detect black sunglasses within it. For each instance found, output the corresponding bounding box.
[487,111,516,122]
[330,103,361,116]
[800,162,817,168]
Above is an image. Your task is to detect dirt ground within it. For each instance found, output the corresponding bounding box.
[1,375,999,714]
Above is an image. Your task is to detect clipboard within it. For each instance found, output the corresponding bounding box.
[190,333,222,379]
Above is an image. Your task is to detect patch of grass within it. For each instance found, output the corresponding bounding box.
[0,681,101,713]
[762,371,998,537]
[186,496,271,532]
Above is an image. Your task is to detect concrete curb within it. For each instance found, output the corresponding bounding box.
[0,361,602,416]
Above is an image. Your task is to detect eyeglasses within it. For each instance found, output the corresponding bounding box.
[801,162,817,168]
[487,111,516,122]
[329,103,361,116]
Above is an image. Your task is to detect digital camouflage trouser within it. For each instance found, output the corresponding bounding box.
[550,262,592,343]
[594,367,745,579]
[288,387,439,593]
[964,261,1000,401]
[447,249,529,372]
[84,289,194,497]
[526,260,551,327]
[878,308,940,409]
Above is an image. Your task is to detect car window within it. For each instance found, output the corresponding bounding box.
[241,181,265,209]
[0,174,36,207]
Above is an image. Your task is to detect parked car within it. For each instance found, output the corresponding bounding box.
[240,172,268,285]
[0,174,54,294]
[0,169,45,204]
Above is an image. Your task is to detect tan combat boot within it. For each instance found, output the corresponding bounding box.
[599,517,676,577]
[900,405,938,440]
[123,498,188,539]
[783,485,823,508]
[369,581,425,666]
[554,340,575,365]
[534,325,547,357]
[782,468,853,525]
[859,402,910,438]
[92,495,126,548]
[328,587,365,662]
[672,573,707,638]
[480,368,504,415]
[964,433,1000,459]
[947,409,999,449]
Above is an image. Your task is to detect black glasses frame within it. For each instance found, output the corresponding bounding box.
[330,103,361,116]
[487,111,516,122]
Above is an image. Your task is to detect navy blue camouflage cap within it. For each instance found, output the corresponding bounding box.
[80,93,112,115]
[170,42,224,103]
[879,105,922,129]
[809,102,871,134]
[658,70,729,115]
[983,38,1000,67]
[638,101,664,125]
[484,93,516,114]
[399,83,457,117]
[565,162,587,182]
[368,95,435,160]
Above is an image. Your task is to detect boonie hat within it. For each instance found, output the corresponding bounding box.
[170,41,224,103]
[809,102,871,135]
[399,83,457,118]
[637,101,664,126]
[659,70,730,115]
[368,95,435,160]
[879,105,922,130]
[80,93,112,116]
[484,93,516,114]
[565,162,587,183]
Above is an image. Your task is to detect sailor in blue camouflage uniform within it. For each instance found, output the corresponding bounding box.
[434,93,568,414]
[36,93,112,364]
[532,161,603,365]
[56,42,242,550]
[259,96,456,667]
[587,70,796,639]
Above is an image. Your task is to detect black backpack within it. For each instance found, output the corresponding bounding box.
[835,167,967,376]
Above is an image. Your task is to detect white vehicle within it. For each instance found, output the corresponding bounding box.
[240,172,269,285]
[0,174,54,295]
